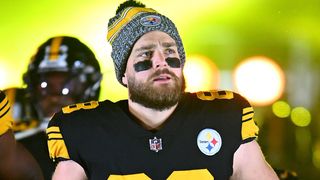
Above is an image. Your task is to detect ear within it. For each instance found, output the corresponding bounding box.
[122,73,128,86]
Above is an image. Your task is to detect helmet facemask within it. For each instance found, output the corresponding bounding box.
[23,36,102,120]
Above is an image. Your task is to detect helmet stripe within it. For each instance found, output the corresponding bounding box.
[49,37,63,61]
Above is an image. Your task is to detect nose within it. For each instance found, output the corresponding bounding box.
[46,95,63,104]
[152,50,167,69]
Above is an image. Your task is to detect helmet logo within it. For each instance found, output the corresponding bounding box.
[39,45,69,72]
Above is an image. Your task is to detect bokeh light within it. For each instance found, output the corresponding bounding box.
[183,55,219,92]
[233,56,285,106]
[291,107,311,127]
[272,101,291,118]
[313,142,320,169]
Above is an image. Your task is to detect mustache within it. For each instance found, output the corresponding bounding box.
[148,68,178,81]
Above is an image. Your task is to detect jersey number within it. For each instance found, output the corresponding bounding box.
[62,101,99,114]
[108,169,214,179]
[196,90,234,101]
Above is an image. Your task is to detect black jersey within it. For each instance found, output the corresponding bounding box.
[47,90,258,180]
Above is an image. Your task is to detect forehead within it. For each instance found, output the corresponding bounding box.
[38,71,70,81]
[132,31,176,49]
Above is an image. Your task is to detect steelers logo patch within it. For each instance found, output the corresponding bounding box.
[197,128,222,156]
[140,15,161,27]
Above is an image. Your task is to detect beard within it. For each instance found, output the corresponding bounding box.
[127,68,185,111]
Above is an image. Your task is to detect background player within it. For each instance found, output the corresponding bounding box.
[0,90,44,179]
[4,36,102,179]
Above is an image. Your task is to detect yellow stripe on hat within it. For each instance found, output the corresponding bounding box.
[49,37,63,61]
[107,7,156,44]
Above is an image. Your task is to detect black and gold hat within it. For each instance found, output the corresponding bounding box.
[107,0,185,86]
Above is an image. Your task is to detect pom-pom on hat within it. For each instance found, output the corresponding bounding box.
[107,0,185,86]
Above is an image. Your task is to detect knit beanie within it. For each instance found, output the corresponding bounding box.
[107,1,185,86]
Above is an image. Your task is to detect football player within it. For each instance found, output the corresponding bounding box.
[47,1,278,179]
[4,36,102,179]
[0,90,44,179]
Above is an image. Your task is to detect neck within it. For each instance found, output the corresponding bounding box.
[128,99,178,130]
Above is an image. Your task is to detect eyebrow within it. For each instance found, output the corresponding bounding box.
[134,42,177,53]
[162,42,177,48]
[135,44,156,53]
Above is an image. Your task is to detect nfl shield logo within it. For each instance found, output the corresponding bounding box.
[149,137,162,152]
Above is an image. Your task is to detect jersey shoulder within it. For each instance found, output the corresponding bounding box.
[186,90,250,107]
[48,99,114,126]
[2,88,40,135]
[46,99,115,162]
[0,90,13,135]
[185,90,258,142]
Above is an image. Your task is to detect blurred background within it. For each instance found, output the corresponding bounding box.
[0,0,319,179]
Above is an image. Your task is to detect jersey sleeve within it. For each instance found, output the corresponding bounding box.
[194,90,259,143]
[236,93,259,143]
[46,112,71,163]
[0,91,13,135]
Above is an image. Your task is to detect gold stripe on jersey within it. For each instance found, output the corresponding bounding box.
[49,37,63,60]
[4,88,17,105]
[243,107,253,114]
[47,126,70,161]
[241,107,259,140]
[0,95,13,135]
[242,113,254,122]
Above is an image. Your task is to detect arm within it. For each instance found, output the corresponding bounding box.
[52,160,87,180]
[0,130,44,180]
[0,90,43,180]
[230,141,278,180]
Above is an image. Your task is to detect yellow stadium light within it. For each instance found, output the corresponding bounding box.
[233,56,285,106]
[291,107,311,127]
[313,142,320,169]
[183,55,219,92]
[0,60,21,89]
[272,101,291,118]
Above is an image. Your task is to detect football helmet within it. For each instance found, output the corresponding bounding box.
[23,36,102,119]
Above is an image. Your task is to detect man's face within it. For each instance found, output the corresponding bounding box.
[33,72,84,119]
[123,31,185,111]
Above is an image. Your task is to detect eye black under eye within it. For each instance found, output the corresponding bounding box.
[133,58,181,72]
[134,60,153,72]
[166,57,181,68]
